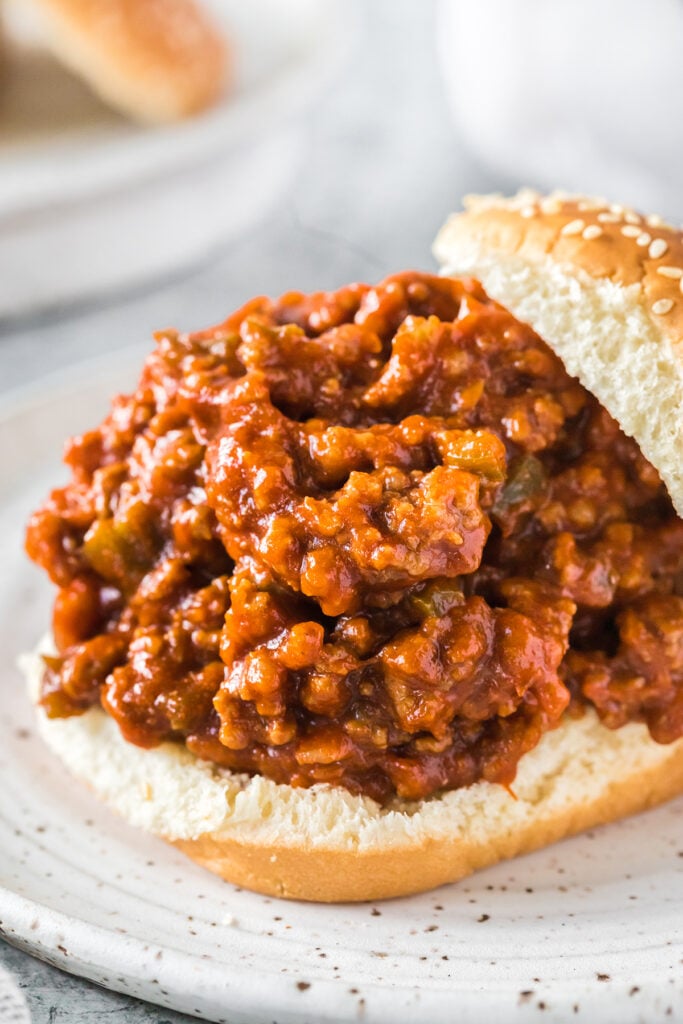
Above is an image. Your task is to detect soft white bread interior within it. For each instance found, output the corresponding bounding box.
[434,189,683,517]
[22,646,683,902]
[13,0,227,122]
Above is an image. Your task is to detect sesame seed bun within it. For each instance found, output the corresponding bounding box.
[434,189,683,516]
[21,0,228,122]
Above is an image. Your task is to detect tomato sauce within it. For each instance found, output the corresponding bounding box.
[26,273,683,803]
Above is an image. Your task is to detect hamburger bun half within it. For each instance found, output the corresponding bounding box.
[22,644,683,902]
[16,0,228,122]
[24,192,683,902]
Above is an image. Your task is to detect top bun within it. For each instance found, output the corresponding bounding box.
[434,190,683,517]
[21,0,228,121]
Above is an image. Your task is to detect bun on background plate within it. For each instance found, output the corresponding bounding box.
[10,0,228,121]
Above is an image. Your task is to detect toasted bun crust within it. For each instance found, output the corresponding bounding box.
[434,189,683,516]
[22,0,227,121]
[22,647,683,902]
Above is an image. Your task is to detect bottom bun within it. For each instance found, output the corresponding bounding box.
[22,646,683,902]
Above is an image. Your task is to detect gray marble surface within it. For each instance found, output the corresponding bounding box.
[0,1,510,1019]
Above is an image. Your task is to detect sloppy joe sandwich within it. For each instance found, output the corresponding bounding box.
[24,192,683,902]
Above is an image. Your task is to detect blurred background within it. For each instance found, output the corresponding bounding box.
[1,0,681,1019]
[3,0,683,387]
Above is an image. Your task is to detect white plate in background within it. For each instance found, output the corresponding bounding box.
[0,0,348,319]
[1,354,683,1023]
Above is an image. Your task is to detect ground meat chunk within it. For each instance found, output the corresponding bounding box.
[205,380,505,615]
[564,594,683,743]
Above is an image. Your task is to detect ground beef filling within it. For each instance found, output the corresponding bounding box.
[25,273,683,804]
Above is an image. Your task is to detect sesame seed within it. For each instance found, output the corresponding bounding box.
[636,232,652,247]
[540,198,562,214]
[520,206,535,218]
[624,211,641,225]
[652,298,674,315]
[648,238,668,259]
[621,225,641,238]
[610,203,624,214]
[561,219,585,236]
[657,266,683,279]
[513,188,540,208]
[582,225,602,240]
[597,212,620,223]
[647,214,665,227]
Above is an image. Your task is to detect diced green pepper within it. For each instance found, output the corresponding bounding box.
[82,504,159,590]
[493,454,546,515]
[411,578,464,619]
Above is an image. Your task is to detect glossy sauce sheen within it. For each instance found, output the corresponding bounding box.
[25,274,683,803]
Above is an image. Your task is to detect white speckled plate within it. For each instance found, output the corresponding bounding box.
[1,354,683,1024]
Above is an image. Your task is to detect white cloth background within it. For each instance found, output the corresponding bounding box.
[0,965,30,1024]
